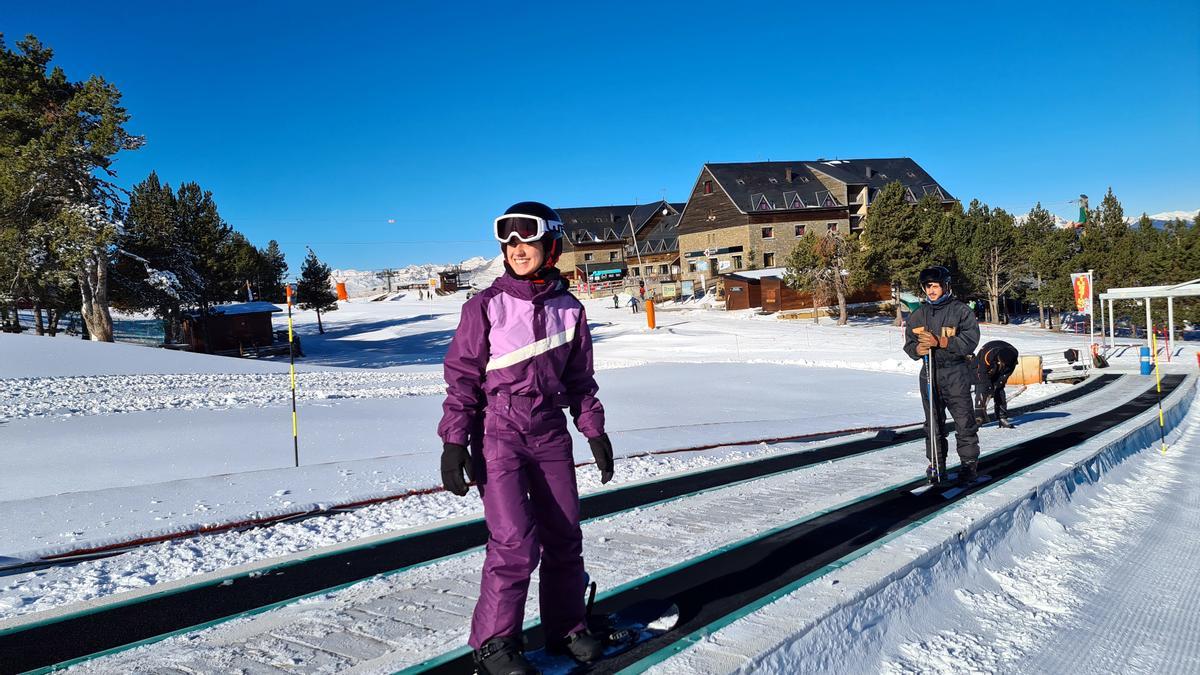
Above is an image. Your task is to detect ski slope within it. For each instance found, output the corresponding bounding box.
[2,288,1196,673]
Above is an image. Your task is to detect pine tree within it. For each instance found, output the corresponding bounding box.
[259,240,288,302]
[859,181,924,325]
[961,201,1021,323]
[224,232,262,302]
[1080,187,1133,290]
[175,182,231,309]
[0,34,143,341]
[297,248,338,333]
[1020,202,1070,328]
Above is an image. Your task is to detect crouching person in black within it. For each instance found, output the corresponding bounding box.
[903,266,982,486]
[973,340,1018,428]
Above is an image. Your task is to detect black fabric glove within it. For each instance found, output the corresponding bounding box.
[441,442,473,496]
[588,434,614,484]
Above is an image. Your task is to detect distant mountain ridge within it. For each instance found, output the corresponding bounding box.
[1015,208,1197,229]
[331,256,492,297]
[1124,209,1199,227]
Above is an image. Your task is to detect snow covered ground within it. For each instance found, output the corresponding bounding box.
[2,287,1194,672]
[30,375,1193,674]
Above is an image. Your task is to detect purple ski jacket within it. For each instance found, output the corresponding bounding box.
[438,272,605,447]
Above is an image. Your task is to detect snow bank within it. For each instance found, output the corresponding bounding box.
[652,376,1196,674]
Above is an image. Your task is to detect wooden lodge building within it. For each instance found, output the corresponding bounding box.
[554,201,685,294]
[675,158,955,302]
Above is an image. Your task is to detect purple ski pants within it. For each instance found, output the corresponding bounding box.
[468,433,587,649]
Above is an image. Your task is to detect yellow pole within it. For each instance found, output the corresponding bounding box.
[1151,329,1167,453]
[286,284,299,467]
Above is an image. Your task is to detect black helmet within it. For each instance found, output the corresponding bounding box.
[919,265,952,288]
[495,201,564,271]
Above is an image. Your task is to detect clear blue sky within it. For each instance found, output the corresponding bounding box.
[6,0,1199,274]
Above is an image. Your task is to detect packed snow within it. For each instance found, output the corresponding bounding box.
[2,285,1196,673]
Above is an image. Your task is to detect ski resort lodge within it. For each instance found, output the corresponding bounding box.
[554,157,955,311]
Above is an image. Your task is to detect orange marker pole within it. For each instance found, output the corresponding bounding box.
[646,298,656,330]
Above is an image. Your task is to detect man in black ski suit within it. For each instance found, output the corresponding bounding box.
[903,266,981,485]
[973,340,1019,428]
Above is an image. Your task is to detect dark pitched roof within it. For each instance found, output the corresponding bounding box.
[557,200,679,251]
[806,158,955,201]
[705,162,846,214]
[705,158,954,214]
[627,203,682,255]
[556,205,637,249]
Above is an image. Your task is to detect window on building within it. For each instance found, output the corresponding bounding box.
[688,262,697,272]
[631,267,640,277]
[794,224,805,236]
[584,253,594,262]
[762,226,774,239]
[733,255,743,269]
[827,222,838,232]
[703,180,713,195]
[659,264,669,275]
[609,251,618,261]
[763,252,776,267]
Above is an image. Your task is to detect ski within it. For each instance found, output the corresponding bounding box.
[938,474,992,500]
[525,599,681,674]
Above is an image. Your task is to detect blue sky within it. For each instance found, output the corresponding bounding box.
[5,1,1199,273]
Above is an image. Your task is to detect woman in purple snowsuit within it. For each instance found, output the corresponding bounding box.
[439,201,614,675]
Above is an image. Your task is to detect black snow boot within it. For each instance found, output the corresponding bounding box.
[997,417,1015,429]
[926,462,948,486]
[473,636,538,675]
[548,630,605,663]
[958,461,979,486]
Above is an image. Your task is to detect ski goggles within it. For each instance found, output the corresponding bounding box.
[494,214,563,244]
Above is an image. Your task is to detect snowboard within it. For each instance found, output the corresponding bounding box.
[525,597,681,674]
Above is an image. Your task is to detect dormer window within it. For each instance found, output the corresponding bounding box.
[704,180,713,195]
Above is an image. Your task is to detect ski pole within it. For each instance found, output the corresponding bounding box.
[915,327,941,483]
[1151,328,1167,453]
[286,284,300,467]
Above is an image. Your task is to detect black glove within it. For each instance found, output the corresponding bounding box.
[441,442,473,496]
[588,434,614,484]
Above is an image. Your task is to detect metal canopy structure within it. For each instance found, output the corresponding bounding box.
[1098,278,1200,356]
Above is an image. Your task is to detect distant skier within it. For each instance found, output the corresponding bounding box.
[438,201,612,674]
[628,296,640,314]
[903,266,982,486]
[612,291,620,309]
[973,340,1019,428]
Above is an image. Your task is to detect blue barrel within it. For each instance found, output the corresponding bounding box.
[1140,346,1152,375]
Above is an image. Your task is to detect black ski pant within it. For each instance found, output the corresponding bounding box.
[974,367,1016,422]
[919,359,980,465]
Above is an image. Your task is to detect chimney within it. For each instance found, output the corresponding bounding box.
[785,168,794,183]
[864,165,874,178]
